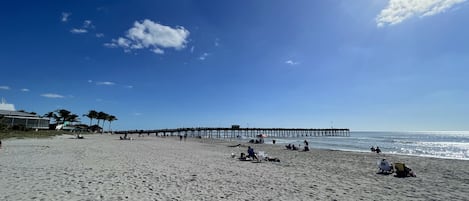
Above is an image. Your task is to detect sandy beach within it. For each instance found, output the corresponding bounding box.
[1,134,468,201]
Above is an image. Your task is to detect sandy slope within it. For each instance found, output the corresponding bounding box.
[0,134,468,201]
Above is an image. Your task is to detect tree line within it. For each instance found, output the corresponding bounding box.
[43,109,117,132]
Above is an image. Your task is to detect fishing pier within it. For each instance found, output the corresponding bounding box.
[116,126,350,139]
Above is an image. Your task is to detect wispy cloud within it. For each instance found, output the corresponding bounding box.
[285,60,299,65]
[70,20,95,34]
[21,88,30,92]
[61,12,71,22]
[152,48,164,54]
[96,81,115,86]
[105,19,190,55]
[190,46,195,53]
[0,86,10,90]
[96,33,104,38]
[199,52,209,60]
[125,85,134,89]
[41,93,65,98]
[83,20,94,29]
[215,38,220,47]
[70,28,88,34]
[376,0,467,27]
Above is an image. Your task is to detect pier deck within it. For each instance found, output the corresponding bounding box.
[116,127,350,138]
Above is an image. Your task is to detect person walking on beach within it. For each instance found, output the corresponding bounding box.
[375,146,381,154]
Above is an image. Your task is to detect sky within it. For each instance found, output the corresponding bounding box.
[1,0,469,131]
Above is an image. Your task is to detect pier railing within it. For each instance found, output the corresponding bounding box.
[115,127,350,138]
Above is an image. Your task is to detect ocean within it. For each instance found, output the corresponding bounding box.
[257,131,469,160]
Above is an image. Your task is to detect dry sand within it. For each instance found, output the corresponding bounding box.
[1,134,468,201]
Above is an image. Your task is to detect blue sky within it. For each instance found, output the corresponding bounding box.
[1,0,469,131]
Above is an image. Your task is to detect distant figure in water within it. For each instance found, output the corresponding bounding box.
[375,146,381,154]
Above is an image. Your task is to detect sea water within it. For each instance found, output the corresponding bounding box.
[257,131,469,160]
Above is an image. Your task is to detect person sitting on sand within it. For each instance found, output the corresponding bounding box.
[304,140,309,146]
[378,159,393,173]
[285,144,292,150]
[303,145,309,151]
[247,146,258,161]
[394,163,416,177]
[370,146,376,152]
[292,144,298,150]
[228,144,242,147]
[265,156,280,162]
[120,133,132,140]
[239,153,247,160]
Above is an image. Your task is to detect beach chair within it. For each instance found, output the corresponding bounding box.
[257,151,267,161]
[378,159,393,174]
[394,163,408,177]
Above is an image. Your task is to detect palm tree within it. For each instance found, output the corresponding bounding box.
[66,114,80,123]
[44,112,55,123]
[106,115,117,133]
[56,109,71,124]
[97,111,108,133]
[83,110,98,127]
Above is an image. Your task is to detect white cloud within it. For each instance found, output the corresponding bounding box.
[199,52,209,60]
[41,93,65,98]
[21,88,30,92]
[83,20,93,29]
[190,46,195,53]
[215,38,220,47]
[61,12,71,22]
[106,19,190,54]
[152,48,164,54]
[125,85,134,89]
[285,60,299,65]
[96,81,115,86]
[376,0,466,27]
[103,43,118,48]
[70,28,88,34]
[96,33,105,38]
[0,86,10,90]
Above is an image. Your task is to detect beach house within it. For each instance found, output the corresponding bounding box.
[0,98,49,130]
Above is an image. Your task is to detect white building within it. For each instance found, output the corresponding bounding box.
[0,98,49,129]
